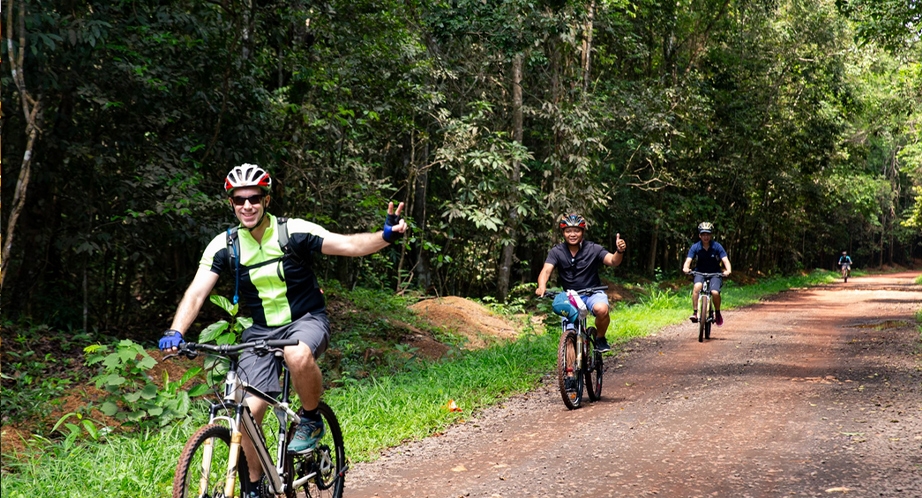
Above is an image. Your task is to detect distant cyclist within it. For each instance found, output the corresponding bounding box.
[159,164,407,497]
[536,213,627,352]
[838,251,852,272]
[682,222,732,326]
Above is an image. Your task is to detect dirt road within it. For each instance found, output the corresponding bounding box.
[346,272,922,497]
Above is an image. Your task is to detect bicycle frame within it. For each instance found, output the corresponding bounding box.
[211,361,308,495]
[177,339,324,497]
[546,286,607,409]
[690,271,721,342]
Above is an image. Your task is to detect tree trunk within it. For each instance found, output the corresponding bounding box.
[497,53,525,302]
[2,0,43,290]
[647,224,659,276]
[581,0,595,93]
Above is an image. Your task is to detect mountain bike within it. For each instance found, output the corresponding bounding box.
[840,263,850,282]
[543,287,607,410]
[689,271,722,343]
[165,339,346,498]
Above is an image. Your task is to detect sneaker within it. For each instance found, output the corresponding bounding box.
[288,414,325,454]
[564,376,577,391]
[594,336,611,352]
[715,311,723,326]
[689,313,698,323]
[245,477,263,498]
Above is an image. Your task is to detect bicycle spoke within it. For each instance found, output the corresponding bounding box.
[173,424,248,498]
[287,401,346,498]
[557,330,583,409]
[584,327,603,401]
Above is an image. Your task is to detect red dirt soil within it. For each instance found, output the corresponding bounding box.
[345,272,922,497]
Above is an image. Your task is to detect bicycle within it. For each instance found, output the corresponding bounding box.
[689,271,722,343]
[165,339,346,498]
[840,263,850,283]
[543,287,607,410]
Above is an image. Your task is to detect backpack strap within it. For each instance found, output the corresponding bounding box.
[226,217,307,301]
[226,227,241,305]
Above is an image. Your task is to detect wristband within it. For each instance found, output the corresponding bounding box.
[382,214,403,243]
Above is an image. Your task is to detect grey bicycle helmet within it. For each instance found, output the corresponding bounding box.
[224,163,272,194]
[697,222,714,234]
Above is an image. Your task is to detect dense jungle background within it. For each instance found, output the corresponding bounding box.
[3,0,921,335]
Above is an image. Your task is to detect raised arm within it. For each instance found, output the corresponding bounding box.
[603,233,626,267]
[321,202,407,257]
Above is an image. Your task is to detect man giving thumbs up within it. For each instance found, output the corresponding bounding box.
[536,214,627,352]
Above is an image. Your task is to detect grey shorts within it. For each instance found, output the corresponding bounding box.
[238,311,330,397]
[693,274,723,293]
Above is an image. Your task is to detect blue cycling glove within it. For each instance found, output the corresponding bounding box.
[159,330,184,350]
[382,213,404,243]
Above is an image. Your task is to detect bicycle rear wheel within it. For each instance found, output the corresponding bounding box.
[584,327,603,402]
[173,424,249,498]
[557,330,583,409]
[698,295,709,342]
[287,401,346,498]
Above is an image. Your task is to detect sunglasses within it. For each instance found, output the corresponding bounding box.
[230,194,265,206]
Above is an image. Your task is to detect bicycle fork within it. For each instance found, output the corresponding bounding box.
[223,431,245,498]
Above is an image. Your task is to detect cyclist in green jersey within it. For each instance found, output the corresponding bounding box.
[159,164,407,495]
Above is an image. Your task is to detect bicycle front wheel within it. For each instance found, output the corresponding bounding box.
[557,330,583,409]
[698,295,709,342]
[287,401,346,498]
[704,307,712,340]
[173,424,249,498]
[584,328,603,402]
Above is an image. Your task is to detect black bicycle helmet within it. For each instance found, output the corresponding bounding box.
[559,214,587,231]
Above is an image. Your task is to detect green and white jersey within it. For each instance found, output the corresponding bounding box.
[200,214,330,327]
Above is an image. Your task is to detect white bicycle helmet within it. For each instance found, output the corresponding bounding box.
[224,163,271,194]
[697,222,714,234]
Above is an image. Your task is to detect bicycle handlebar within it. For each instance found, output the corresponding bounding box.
[541,286,608,298]
[170,339,300,360]
[688,271,723,278]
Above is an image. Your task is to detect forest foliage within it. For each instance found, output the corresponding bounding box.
[2,0,921,335]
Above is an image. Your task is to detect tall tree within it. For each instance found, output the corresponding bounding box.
[2,0,43,289]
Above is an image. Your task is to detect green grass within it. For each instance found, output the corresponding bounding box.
[326,331,555,460]
[1,423,185,497]
[0,268,894,496]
